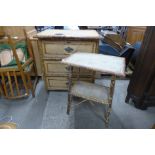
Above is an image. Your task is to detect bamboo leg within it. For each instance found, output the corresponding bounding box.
[104,104,112,128]
[77,67,80,81]
[67,66,73,114]
[67,94,72,114]
[104,75,116,128]
[92,70,95,83]
[13,71,20,96]
[1,72,8,98]
[7,72,14,97]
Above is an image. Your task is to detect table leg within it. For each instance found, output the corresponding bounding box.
[67,66,73,114]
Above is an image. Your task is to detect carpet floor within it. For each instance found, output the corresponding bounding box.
[0,79,155,129]
[42,80,155,129]
[0,81,48,129]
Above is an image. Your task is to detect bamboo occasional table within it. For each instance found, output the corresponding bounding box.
[62,52,125,127]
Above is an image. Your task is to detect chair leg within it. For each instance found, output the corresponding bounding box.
[0,84,4,97]
[27,74,35,97]
[67,93,72,114]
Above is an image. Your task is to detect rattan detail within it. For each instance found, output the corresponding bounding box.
[71,81,110,104]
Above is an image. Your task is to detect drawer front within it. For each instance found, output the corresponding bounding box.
[46,77,68,90]
[44,60,69,75]
[44,60,93,76]
[42,41,96,57]
[46,77,93,90]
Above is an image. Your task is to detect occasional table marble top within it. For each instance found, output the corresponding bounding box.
[62,52,126,76]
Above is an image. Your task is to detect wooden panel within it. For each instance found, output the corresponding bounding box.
[126,26,146,44]
[46,77,93,90]
[0,27,5,37]
[3,26,35,37]
[42,41,96,58]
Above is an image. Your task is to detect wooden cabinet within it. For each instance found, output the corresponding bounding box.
[36,29,99,90]
[126,26,146,44]
[126,27,155,109]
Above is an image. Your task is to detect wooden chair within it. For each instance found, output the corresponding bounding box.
[62,52,125,128]
[99,30,127,52]
[0,78,4,97]
[0,30,38,99]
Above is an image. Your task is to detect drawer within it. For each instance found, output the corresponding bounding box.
[45,77,93,90]
[44,60,69,75]
[42,41,96,57]
[44,60,93,76]
[46,77,69,90]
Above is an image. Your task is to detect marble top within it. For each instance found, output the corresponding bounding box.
[62,52,126,76]
[35,29,99,39]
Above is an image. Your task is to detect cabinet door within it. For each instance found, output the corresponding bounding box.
[126,26,146,44]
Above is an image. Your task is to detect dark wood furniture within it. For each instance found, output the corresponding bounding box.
[126,27,155,109]
[126,26,146,44]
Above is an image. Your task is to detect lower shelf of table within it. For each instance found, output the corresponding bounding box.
[45,76,93,90]
[71,81,110,104]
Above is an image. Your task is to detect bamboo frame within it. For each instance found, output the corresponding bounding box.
[0,30,38,99]
[67,65,73,114]
[67,65,116,128]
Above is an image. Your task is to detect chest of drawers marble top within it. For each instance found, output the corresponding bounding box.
[36,29,99,90]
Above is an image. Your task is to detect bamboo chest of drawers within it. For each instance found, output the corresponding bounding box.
[36,29,99,90]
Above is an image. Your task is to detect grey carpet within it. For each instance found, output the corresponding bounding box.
[1,79,155,129]
[0,81,48,129]
[42,80,155,129]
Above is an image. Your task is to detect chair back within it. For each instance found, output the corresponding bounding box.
[0,30,35,99]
